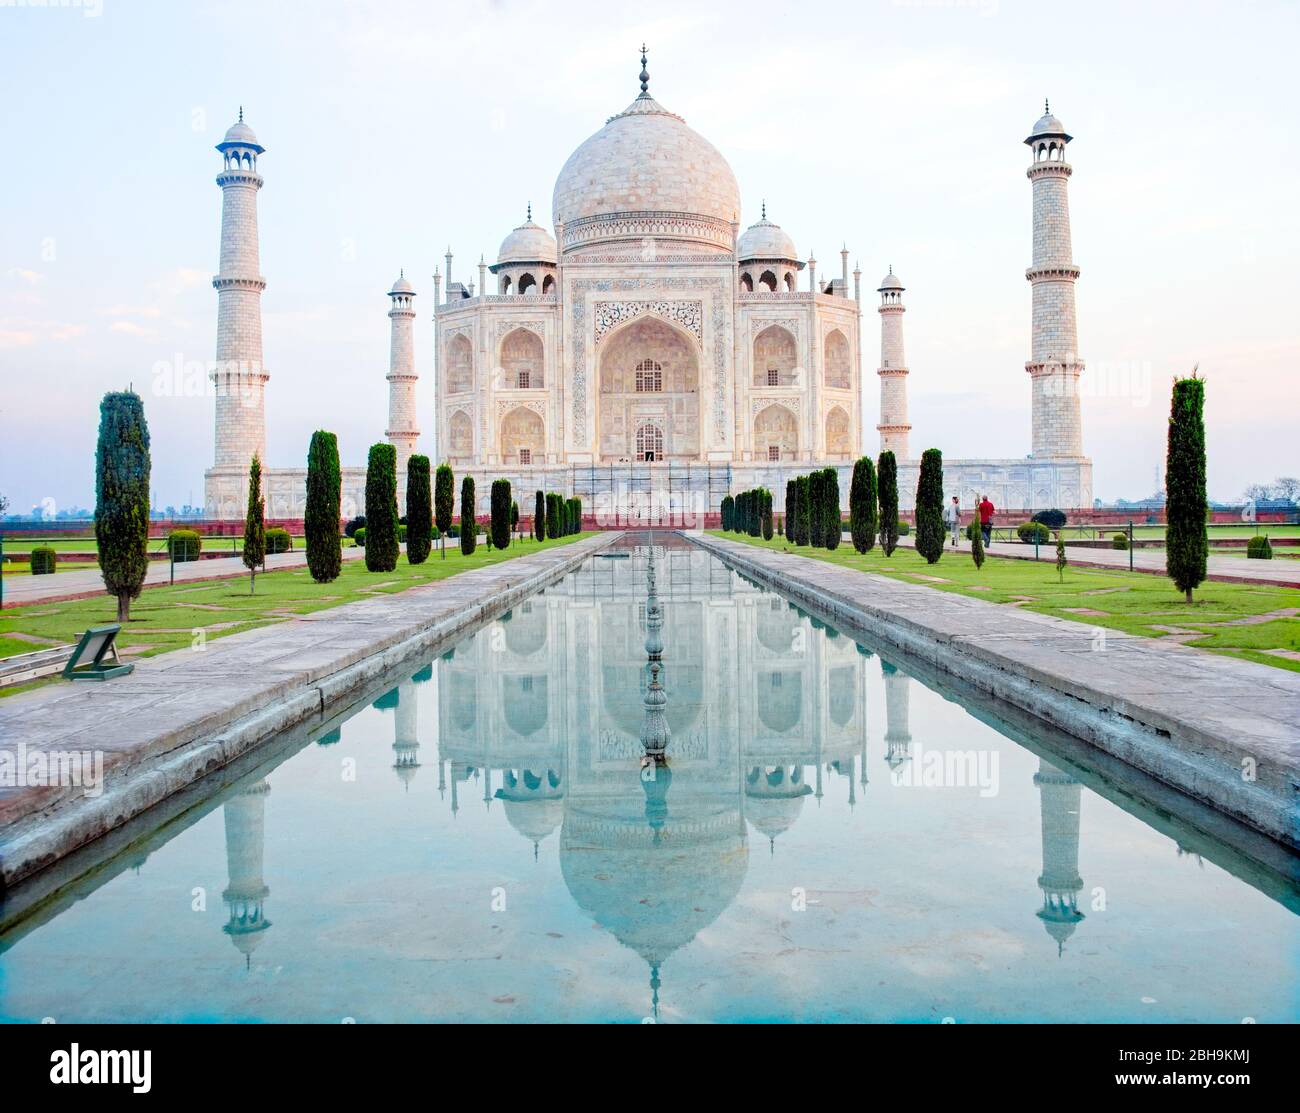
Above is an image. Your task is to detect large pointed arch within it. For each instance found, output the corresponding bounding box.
[597,315,699,461]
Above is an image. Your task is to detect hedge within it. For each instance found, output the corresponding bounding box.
[1247,535,1273,559]
[167,529,202,562]
[1017,521,1050,544]
[266,527,292,554]
[1112,532,1129,550]
[30,546,57,575]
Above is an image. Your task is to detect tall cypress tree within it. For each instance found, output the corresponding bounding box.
[364,443,399,572]
[534,489,546,541]
[243,453,267,592]
[405,454,432,565]
[1166,373,1208,604]
[761,489,774,540]
[721,495,734,532]
[824,469,842,551]
[849,456,878,554]
[748,490,762,537]
[809,471,825,547]
[490,479,512,550]
[915,448,945,564]
[546,493,561,538]
[434,463,454,560]
[785,479,797,543]
[460,476,477,555]
[878,451,900,557]
[95,390,151,621]
[796,475,811,546]
[305,430,342,582]
[511,500,519,542]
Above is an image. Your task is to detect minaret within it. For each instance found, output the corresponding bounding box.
[209,109,270,512]
[1025,101,1084,458]
[392,678,421,788]
[1033,758,1085,954]
[881,660,912,769]
[386,272,419,501]
[876,267,910,459]
[221,779,271,968]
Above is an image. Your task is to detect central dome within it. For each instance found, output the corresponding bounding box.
[552,89,741,255]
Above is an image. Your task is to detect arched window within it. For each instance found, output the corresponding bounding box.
[500,274,512,295]
[634,358,662,393]
[740,272,754,293]
[541,274,554,294]
[447,334,474,394]
[501,327,544,390]
[784,271,796,291]
[518,273,536,295]
[824,329,850,389]
[759,270,777,291]
[636,422,664,461]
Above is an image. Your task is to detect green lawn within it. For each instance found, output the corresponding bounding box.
[0,533,591,695]
[710,532,1300,673]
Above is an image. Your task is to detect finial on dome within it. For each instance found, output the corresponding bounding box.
[239,105,243,123]
[639,44,649,96]
[527,202,532,222]
[761,199,766,220]
[1045,97,1050,114]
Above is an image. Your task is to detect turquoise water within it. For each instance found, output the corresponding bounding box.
[1,538,1296,1023]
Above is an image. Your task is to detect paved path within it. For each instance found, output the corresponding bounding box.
[0,534,613,886]
[696,533,1300,849]
[1,546,368,608]
[888,533,1300,588]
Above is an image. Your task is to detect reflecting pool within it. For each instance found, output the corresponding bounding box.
[1,536,1296,1023]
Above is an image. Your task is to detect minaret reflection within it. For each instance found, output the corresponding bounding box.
[1034,758,1085,955]
[881,660,913,769]
[221,779,271,969]
[392,679,421,789]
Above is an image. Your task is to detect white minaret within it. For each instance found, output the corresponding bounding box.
[208,109,269,513]
[1025,101,1084,458]
[876,267,910,460]
[222,779,271,968]
[1033,758,1085,955]
[881,661,912,769]
[386,272,419,501]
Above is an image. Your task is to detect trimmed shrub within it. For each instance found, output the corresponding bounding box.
[914,449,945,564]
[306,430,343,582]
[534,489,546,541]
[897,521,910,536]
[397,524,407,544]
[30,546,57,575]
[266,527,291,554]
[1166,375,1208,603]
[823,469,841,551]
[1112,532,1129,550]
[243,454,266,592]
[877,451,899,557]
[435,464,455,559]
[721,495,734,532]
[796,475,811,545]
[1247,535,1273,559]
[364,443,399,572]
[849,456,878,554]
[405,454,432,564]
[431,526,441,541]
[809,471,826,547]
[354,527,366,547]
[784,480,797,542]
[1017,521,1050,544]
[761,488,774,540]
[460,476,476,555]
[95,390,151,621]
[1031,508,1067,530]
[491,479,512,550]
[167,529,202,562]
[546,492,561,538]
[571,497,582,534]
[344,515,365,538]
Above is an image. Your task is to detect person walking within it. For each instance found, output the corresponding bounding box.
[943,495,961,547]
[977,494,995,547]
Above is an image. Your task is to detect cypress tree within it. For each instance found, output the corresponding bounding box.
[915,448,945,564]
[785,480,797,544]
[1055,531,1068,583]
[305,430,342,581]
[572,497,583,533]
[364,443,399,572]
[721,495,734,531]
[849,456,878,554]
[95,390,151,621]
[490,478,512,550]
[878,451,900,557]
[971,505,986,570]
[243,453,267,592]
[460,476,477,555]
[738,491,748,534]
[824,469,842,550]
[547,492,561,538]
[1166,374,1208,604]
[761,489,774,540]
[405,454,432,565]
[809,471,825,547]
[434,463,455,560]
[796,475,811,545]
[534,489,546,541]
[748,490,762,537]
[511,500,519,542]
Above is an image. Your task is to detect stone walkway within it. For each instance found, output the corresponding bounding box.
[695,533,1300,849]
[0,533,613,886]
[890,534,1300,588]
[1,546,369,609]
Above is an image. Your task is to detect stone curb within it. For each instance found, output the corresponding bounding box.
[0,535,615,888]
[692,534,1300,849]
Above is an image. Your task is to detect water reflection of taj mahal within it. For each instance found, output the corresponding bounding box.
[220,542,1086,1010]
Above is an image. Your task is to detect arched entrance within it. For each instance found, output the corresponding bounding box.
[500,328,543,389]
[754,403,798,462]
[597,316,699,461]
[501,406,544,465]
[825,406,850,458]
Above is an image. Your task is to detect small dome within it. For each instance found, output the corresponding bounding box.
[495,217,558,268]
[737,215,798,262]
[1026,104,1071,145]
[389,272,414,295]
[218,113,264,153]
[878,270,904,291]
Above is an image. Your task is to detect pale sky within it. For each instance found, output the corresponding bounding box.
[2,0,1297,513]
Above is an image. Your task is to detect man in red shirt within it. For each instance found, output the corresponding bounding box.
[977,495,996,546]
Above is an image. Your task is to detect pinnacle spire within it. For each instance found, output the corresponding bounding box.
[527,202,532,221]
[238,105,244,123]
[761,199,766,220]
[1045,97,1050,114]
[639,44,649,96]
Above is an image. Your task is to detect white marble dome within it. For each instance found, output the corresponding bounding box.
[1027,105,1070,142]
[878,270,904,291]
[497,216,558,266]
[737,215,797,262]
[389,272,414,295]
[218,115,262,151]
[552,92,741,251]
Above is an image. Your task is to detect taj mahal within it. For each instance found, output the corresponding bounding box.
[204,50,1092,518]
